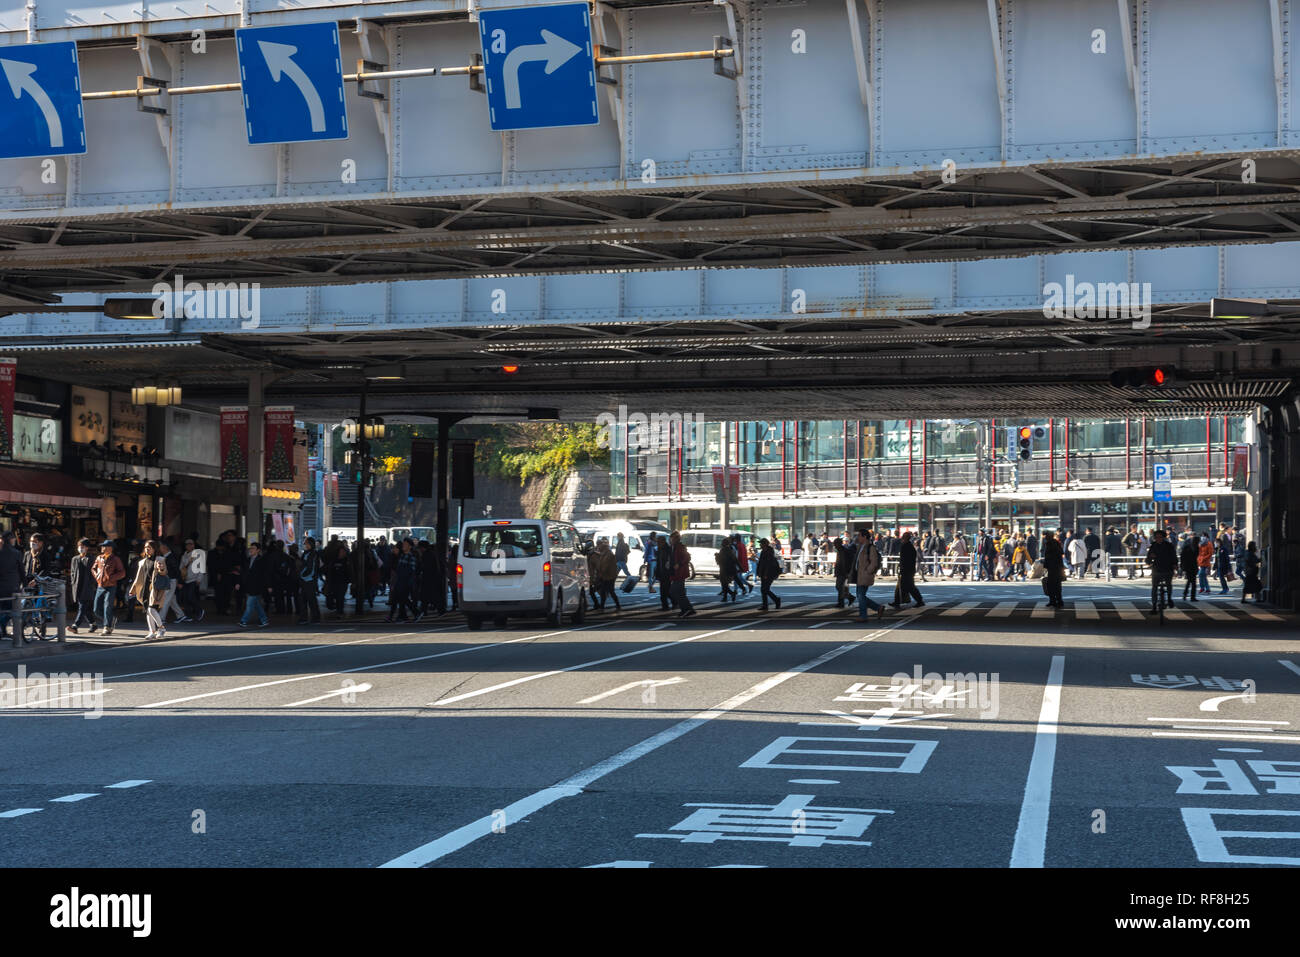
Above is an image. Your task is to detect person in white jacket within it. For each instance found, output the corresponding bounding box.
[177,538,207,622]
[1067,535,1088,578]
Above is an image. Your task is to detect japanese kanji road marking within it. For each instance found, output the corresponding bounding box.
[380,619,911,867]
[1010,654,1066,868]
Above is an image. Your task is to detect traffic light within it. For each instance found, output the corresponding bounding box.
[1017,426,1033,460]
[1110,366,1173,389]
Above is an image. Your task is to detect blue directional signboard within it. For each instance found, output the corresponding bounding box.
[235,21,348,145]
[478,2,598,132]
[0,41,86,159]
[1153,463,1172,502]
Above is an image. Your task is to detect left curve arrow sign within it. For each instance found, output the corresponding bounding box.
[258,40,325,133]
[1,59,63,148]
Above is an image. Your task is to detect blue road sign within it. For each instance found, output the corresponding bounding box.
[236,21,348,145]
[1153,463,1172,502]
[478,2,598,132]
[0,41,86,159]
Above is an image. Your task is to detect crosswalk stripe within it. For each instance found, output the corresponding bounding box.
[941,602,981,616]
[1243,606,1284,621]
[1030,605,1057,619]
[985,604,1017,618]
[1162,607,1191,621]
[1074,601,1099,620]
[1113,601,1144,621]
[1197,604,1235,621]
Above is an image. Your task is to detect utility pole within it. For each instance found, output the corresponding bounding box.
[984,419,993,532]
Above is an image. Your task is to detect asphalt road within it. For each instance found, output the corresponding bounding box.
[1,577,1295,868]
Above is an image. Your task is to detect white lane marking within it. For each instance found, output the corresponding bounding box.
[651,623,674,631]
[1113,601,1143,621]
[0,808,41,818]
[1010,654,1066,868]
[103,630,437,682]
[138,631,561,709]
[382,620,910,867]
[1149,717,1287,724]
[806,621,829,629]
[577,677,685,705]
[429,622,752,707]
[1154,731,1300,742]
[985,604,1016,618]
[50,793,98,802]
[1074,601,1099,620]
[2,687,112,710]
[941,602,980,617]
[1163,607,1190,621]
[283,682,374,708]
[106,780,151,788]
[1029,605,1056,619]
[1280,660,1300,679]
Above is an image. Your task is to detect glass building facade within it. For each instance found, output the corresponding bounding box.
[604,415,1251,542]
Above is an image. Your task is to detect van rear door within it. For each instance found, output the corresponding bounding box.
[460,522,546,602]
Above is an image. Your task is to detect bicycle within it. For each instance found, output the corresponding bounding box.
[20,575,62,642]
[1149,571,1173,625]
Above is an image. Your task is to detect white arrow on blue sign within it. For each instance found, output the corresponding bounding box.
[1153,463,1172,502]
[0,41,86,159]
[478,2,598,132]
[236,21,348,145]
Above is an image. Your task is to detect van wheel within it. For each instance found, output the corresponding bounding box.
[572,588,586,624]
[549,589,565,627]
[466,615,482,631]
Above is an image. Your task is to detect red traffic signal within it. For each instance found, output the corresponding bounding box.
[1110,366,1173,389]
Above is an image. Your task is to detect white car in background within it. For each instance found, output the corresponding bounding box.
[456,518,589,630]
[574,520,669,578]
[680,528,746,578]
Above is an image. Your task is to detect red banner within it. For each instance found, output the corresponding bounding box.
[0,357,14,461]
[264,407,295,484]
[220,407,249,482]
[1232,444,1250,491]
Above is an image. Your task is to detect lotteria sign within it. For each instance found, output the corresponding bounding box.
[1137,498,1217,513]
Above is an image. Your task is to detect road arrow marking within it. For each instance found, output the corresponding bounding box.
[1,59,63,148]
[258,40,325,132]
[578,676,685,705]
[502,29,582,109]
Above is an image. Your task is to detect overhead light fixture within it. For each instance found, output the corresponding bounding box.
[501,365,520,374]
[131,379,182,406]
[103,298,162,321]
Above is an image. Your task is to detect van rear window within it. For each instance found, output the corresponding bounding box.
[462,525,543,559]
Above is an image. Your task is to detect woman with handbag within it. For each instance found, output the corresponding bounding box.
[128,540,168,639]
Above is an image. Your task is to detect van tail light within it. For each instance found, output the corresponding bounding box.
[456,563,464,591]
[543,561,551,586]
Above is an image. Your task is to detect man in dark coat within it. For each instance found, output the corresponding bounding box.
[1146,529,1178,612]
[237,541,271,628]
[890,531,925,609]
[69,538,97,633]
[1040,531,1066,608]
[0,531,20,638]
[1178,534,1201,602]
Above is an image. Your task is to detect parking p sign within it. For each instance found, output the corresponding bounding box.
[1153,463,1172,502]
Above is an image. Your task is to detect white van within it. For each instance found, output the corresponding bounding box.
[681,528,746,578]
[574,520,669,578]
[457,518,589,630]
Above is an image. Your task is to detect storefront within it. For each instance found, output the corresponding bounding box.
[0,403,102,544]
